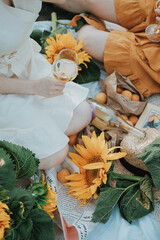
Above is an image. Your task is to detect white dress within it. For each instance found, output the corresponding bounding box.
[0,0,88,159]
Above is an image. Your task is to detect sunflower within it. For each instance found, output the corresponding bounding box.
[65,132,126,205]
[0,202,11,240]
[41,174,57,219]
[45,32,91,70]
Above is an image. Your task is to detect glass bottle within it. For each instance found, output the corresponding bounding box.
[88,98,145,138]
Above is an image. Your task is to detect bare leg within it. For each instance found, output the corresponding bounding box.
[39,100,91,169]
[77,25,109,62]
[55,0,119,24]
[39,144,69,170]
[65,100,92,136]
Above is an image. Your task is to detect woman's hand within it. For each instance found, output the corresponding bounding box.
[34,77,66,98]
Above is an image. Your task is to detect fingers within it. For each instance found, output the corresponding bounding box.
[48,84,65,97]
[48,77,66,86]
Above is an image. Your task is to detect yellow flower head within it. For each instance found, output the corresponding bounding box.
[66,132,126,205]
[0,202,11,240]
[45,32,91,70]
[41,175,57,219]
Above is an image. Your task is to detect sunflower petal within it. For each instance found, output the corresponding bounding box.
[65,173,85,181]
[107,146,123,154]
[90,184,98,194]
[83,162,105,170]
[106,152,127,160]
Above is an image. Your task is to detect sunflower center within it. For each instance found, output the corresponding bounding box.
[85,155,102,185]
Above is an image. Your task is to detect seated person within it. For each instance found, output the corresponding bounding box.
[0,0,92,170]
[55,0,160,98]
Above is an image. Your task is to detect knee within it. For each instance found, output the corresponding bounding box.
[75,100,92,126]
[77,25,96,50]
[39,144,69,170]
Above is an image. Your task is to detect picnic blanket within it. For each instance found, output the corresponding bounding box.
[34,20,160,240]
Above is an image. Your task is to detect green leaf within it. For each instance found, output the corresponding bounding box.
[30,209,55,240]
[74,59,100,84]
[116,180,135,188]
[0,148,16,190]
[0,141,39,178]
[0,185,8,202]
[18,219,33,240]
[119,181,154,222]
[92,187,125,223]
[50,27,67,38]
[40,30,51,43]
[6,219,34,240]
[30,29,43,46]
[71,13,89,32]
[140,176,154,202]
[137,137,160,190]
[8,188,35,219]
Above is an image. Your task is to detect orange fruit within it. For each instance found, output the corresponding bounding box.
[117,87,123,93]
[131,94,140,101]
[121,90,132,100]
[57,168,70,183]
[95,92,107,104]
[68,133,78,145]
[121,114,128,121]
[126,120,134,126]
[128,116,139,125]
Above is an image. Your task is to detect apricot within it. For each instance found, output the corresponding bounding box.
[121,90,132,100]
[128,116,139,125]
[95,92,107,104]
[121,114,128,121]
[57,168,70,183]
[131,94,140,101]
[126,120,134,126]
[68,133,78,145]
[116,87,123,93]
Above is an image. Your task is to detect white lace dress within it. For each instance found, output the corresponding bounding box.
[0,0,89,159]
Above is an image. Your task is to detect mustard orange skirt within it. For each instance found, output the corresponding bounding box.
[69,0,160,97]
[104,0,160,98]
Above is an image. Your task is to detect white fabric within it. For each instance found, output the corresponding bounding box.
[0,0,89,158]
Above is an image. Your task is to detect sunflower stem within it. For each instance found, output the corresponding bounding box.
[109,172,142,182]
[56,20,69,26]
[51,12,57,31]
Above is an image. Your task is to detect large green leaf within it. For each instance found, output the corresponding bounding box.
[30,29,43,46]
[137,137,160,190]
[30,209,55,240]
[0,141,39,178]
[6,219,33,240]
[0,185,8,202]
[18,219,33,240]
[119,178,154,222]
[0,148,16,190]
[8,188,35,219]
[140,176,154,202]
[74,59,100,84]
[92,187,125,223]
